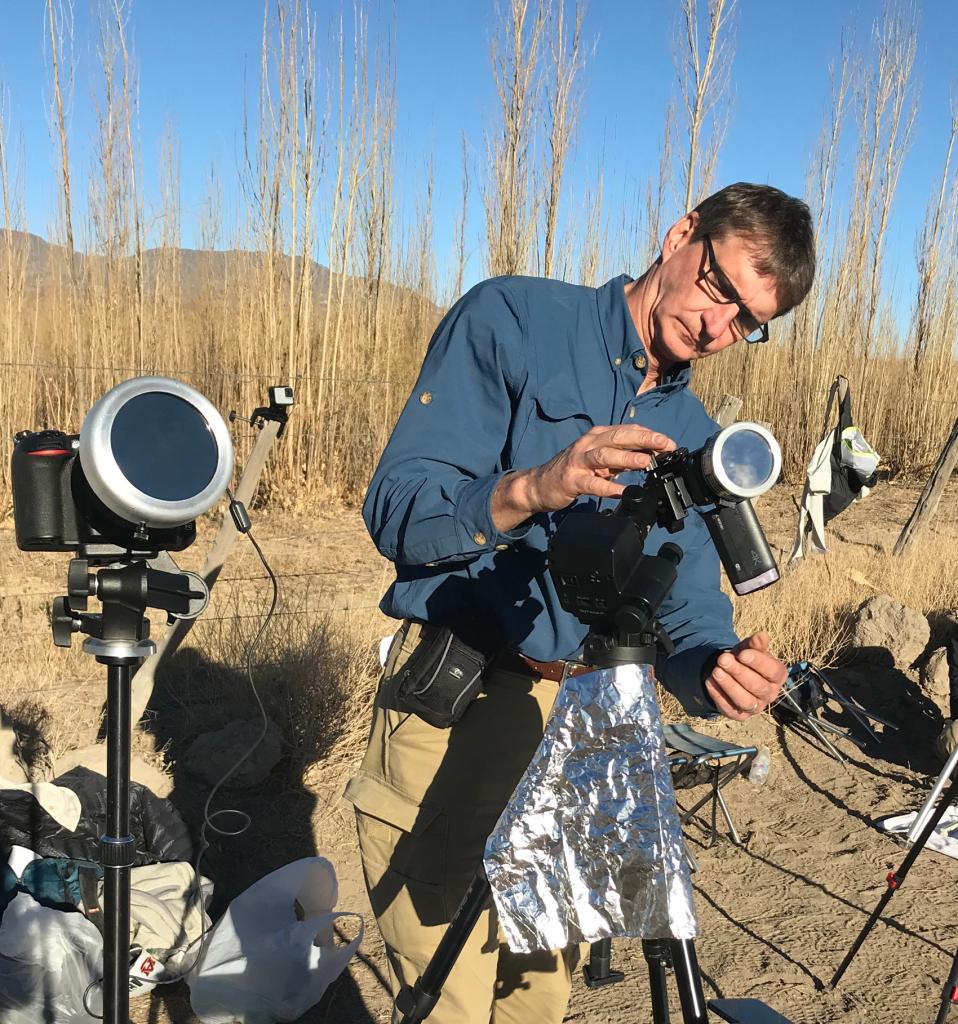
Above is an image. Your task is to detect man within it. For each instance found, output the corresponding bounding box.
[346,182,815,1023]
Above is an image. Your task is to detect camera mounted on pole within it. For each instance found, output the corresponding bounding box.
[10,376,241,1024]
[548,420,782,670]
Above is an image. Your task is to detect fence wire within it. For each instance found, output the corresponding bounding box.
[0,359,404,387]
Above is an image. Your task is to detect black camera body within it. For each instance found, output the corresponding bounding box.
[11,429,195,556]
[548,423,782,642]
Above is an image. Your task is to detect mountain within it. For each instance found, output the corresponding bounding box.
[1,230,334,304]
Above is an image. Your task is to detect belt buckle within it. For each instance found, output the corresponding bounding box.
[561,659,591,683]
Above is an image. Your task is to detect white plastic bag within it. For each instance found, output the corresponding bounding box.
[186,857,363,1024]
[0,890,104,1023]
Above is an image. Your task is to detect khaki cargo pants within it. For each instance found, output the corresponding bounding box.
[344,622,581,1023]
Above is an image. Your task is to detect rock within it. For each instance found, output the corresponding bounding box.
[182,719,283,788]
[0,719,27,783]
[919,648,952,718]
[52,746,174,798]
[849,594,930,670]
[935,719,958,764]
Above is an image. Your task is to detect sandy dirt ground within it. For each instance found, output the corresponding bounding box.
[2,479,957,1024]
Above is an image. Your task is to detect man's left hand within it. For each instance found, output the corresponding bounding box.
[704,631,787,722]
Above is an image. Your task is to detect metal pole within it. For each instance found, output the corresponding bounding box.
[832,771,958,988]
[396,873,491,1023]
[935,947,958,1024]
[642,939,673,1023]
[908,744,958,843]
[102,659,136,1024]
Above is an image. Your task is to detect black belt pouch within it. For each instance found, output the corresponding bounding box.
[395,626,488,728]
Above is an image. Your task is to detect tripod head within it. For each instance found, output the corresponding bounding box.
[548,421,783,669]
[52,552,209,661]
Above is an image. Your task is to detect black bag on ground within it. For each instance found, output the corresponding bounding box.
[0,766,192,864]
[395,626,488,728]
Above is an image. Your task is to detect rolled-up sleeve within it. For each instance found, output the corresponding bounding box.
[363,279,532,567]
[654,513,740,716]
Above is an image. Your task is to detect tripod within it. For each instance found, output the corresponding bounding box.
[830,746,958,1022]
[395,544,790,1024]
[53,555,205,1024]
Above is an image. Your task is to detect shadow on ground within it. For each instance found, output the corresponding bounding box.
[132,643,379,1023]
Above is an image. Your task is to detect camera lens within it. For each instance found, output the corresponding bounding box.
[111,393,219,501]
[79,376,234,528]
[701,422,781,500]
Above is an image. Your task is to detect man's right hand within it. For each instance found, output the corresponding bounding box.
[492,424,676,532]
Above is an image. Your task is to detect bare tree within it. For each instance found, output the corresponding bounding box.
[452,132,470,301]
[676,0,735,213]
[644,97,676,264]
[912,101,958,369]
[46,0,76,275]
[111,0,145,365]
[484,0,547,277]
[542,0,585,278]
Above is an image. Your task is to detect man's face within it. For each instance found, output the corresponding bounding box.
[646,213,781,368]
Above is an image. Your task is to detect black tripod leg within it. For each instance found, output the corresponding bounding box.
[584,938,625,988]
[396,872,492,1023]
[642,939,672,1024]
[831,771,958,988]
[935,948,958,1024]
[669,939,710,1024]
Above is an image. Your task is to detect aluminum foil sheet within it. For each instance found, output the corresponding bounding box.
[483,662,697,953]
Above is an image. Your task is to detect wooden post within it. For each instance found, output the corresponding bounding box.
[714,394,742,427]
[893,415,958,557]
[129,416,284,726]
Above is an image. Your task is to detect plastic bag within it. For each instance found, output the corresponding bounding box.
[0,889,104,1023]
[186,857,363,1024]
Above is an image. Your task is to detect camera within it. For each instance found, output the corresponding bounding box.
[548,422,782,645]
[269,385,294,407]
[642,421,781,595]
[11,376,234,558]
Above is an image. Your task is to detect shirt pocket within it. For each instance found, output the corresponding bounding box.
[516,378,596,464]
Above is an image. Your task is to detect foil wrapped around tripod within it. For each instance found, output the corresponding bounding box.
[483,662,696,952]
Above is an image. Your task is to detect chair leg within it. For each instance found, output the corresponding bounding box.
[682,837,700,873]
[714,786,743,845]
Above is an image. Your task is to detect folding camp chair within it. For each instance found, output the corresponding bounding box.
[770,660,895,763]
[664,723,757,863]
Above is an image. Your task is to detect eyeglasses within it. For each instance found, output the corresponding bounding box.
[696,235,770,344]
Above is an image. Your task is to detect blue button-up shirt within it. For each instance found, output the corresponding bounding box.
[363,274,739,715]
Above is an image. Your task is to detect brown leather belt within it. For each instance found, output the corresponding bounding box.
[491,649,592,683]
[413,621,590,684]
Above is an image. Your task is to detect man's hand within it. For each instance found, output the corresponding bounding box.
[492,424,676,532]
[704,631,787,722]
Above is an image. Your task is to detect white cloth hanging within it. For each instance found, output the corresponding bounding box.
[789,431,834,561]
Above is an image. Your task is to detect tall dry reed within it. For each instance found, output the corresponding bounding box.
[0,0,954,518]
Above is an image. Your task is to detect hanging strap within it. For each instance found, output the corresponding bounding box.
[78,862,105,935]
[819,376,851,440]
[837,377,853,433]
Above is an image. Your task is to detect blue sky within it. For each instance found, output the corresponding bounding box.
[1,1,956,308]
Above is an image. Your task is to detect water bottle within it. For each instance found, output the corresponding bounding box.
[748,744,771,786]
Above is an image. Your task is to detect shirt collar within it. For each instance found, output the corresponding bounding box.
[595,275,691,388]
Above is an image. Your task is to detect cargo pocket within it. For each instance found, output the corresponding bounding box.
[345,771,450,929]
